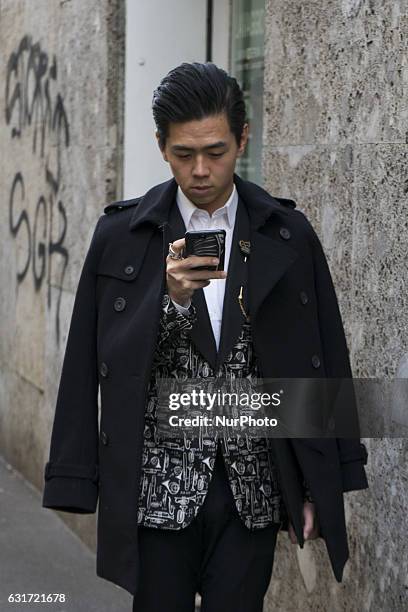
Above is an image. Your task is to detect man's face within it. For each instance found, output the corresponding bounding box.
[157,112,248,213]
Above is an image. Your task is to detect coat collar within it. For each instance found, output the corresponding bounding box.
[126,172,299,370]
[128,172,291,231]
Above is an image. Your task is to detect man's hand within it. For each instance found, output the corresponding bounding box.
[166,238,227,307]
[288,501,320,544]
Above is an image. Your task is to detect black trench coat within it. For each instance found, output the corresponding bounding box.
[42,173,369,595]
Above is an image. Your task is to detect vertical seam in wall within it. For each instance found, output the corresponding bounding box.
[106,0,126,202]
[206,0,213,62]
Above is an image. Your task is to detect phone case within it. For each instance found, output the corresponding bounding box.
[184,229,226,271]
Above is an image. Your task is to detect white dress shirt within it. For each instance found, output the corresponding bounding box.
[171,183,238,350]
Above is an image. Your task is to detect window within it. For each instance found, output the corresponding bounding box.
[230,0,265,184]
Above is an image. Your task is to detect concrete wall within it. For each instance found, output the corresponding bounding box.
[262,1,408,610]
[0,0,125,549]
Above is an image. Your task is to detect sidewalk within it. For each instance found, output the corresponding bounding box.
[0,455,132,612]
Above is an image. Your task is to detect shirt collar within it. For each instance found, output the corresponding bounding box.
[176,183,238,229]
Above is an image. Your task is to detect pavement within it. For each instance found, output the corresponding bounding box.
[0,455,202,612]
[0,454,134,612]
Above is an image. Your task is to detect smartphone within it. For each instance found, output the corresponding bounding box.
[184,229,226,271]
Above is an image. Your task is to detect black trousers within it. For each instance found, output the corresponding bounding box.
[132,443,281,612]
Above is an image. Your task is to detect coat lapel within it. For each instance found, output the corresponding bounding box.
[215,196,250,370]
[248,229,298,325]
[232,174,300,326]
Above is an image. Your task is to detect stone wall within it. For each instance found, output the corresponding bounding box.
[0,0,125,549]
[262,1,408,610]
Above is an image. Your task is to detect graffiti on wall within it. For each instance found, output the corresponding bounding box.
[5,34,70,344]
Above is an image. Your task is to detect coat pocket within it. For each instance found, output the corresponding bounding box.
[96,262,140,282]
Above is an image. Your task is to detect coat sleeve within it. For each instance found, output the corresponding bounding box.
[305,215,369,493]
[42,215,105,513]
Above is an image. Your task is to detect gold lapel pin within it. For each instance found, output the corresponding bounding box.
[238,240,251,320]
[239,239,251,262]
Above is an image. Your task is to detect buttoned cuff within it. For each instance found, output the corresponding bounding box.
[157,294,197,350]
[171,298,192,315]
[162,293,196,325]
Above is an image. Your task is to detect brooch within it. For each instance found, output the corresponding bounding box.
[238,239,251,320]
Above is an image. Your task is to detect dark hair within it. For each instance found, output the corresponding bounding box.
[152,62,247,148]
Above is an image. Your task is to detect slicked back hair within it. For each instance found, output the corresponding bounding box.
[152,62,247,149]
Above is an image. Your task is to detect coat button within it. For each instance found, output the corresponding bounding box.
[311,354,321,368]
[100,362,109,378]
[300,291,309,304]
[124,265,134,275]
[114,296,126,311]
[100,430,109,445]
[279,227,291,240]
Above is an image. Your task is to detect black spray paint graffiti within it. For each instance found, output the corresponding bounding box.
[6,35,70,344]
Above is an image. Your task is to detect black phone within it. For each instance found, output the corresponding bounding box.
[184,229,226,271]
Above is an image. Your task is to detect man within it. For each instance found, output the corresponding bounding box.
[42,62,369,611]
